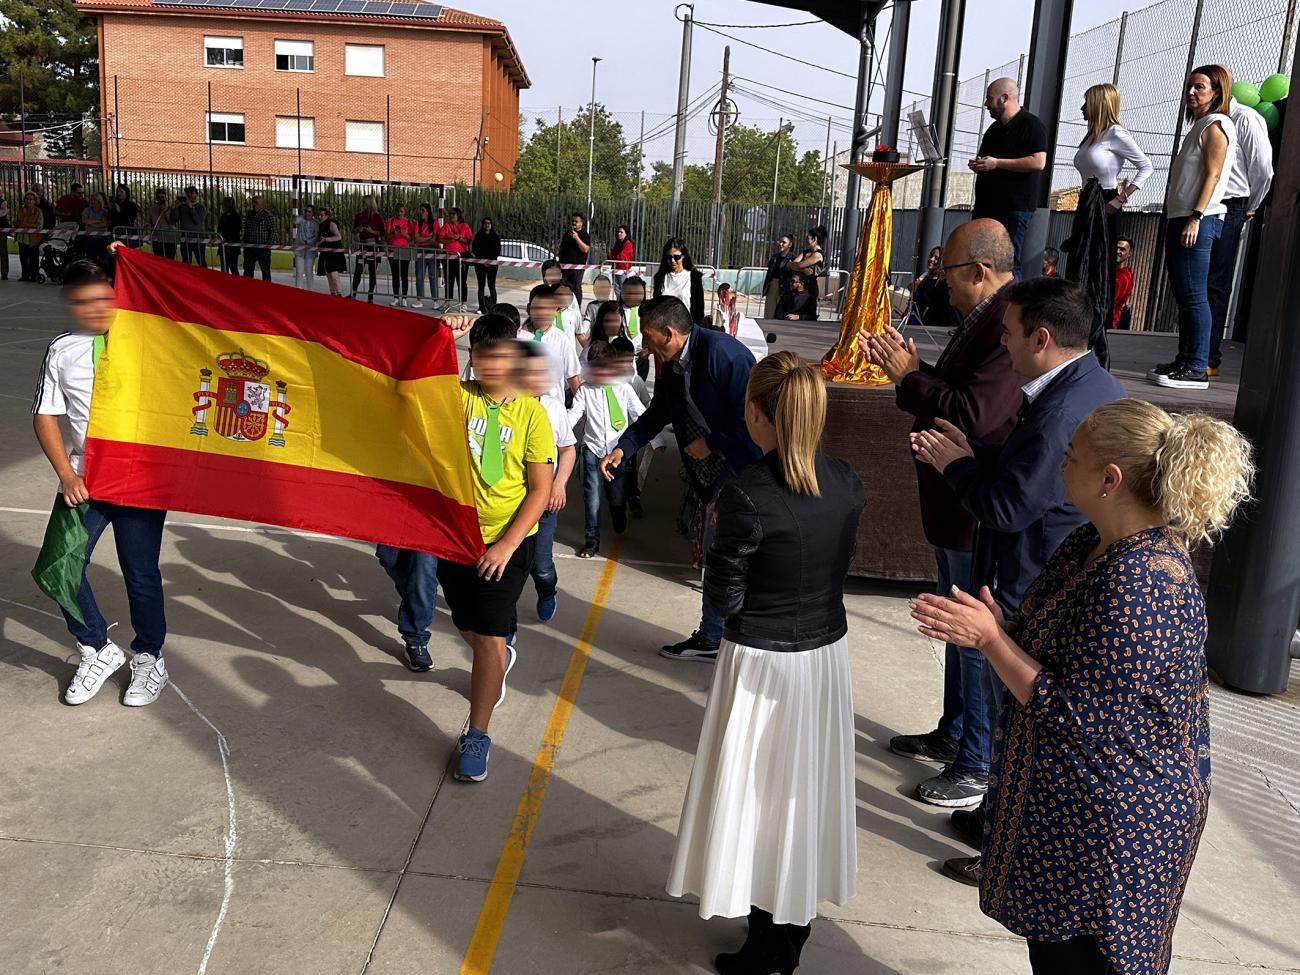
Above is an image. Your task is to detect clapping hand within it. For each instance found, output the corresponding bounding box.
[910,418,974,472]
[859,324,919,383]
[910,585,1006,651]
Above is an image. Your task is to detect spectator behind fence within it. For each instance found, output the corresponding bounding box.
[15,192,45,281]
[776,271,818,321]
[316,205,347,297]
[293,203,320,292]
[969,78,1048,278]
[147,189,177,261]
[1040,246,1059,278]
[762,233,795,319]
[386,203,413,307]
[81,193,110,264]
[35,185,55,230]
[1206,83,1274,377]
[909,245,960,331]
[1147,64,1238,391]
[558,211,592,303]
[473,216,501,312]
[177,186,207,268]
[652,238,705,325]
[217,197,241,275]
[1113,236,1134,329]
[412,202,438,309]
[911,400,1252,975]
[439,207,472,305]
[787,226,827,305]
[350,195,384,302]
[609,224,635,298]
[242,194,276,281]
[108,185,140,247]
[55,183,87,227]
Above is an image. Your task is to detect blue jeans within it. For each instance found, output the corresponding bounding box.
[1166,214,1224,373]
[972,208,1032,279]
[375,545,438,650]
[62,500,167,656]
[582,446,626,543]
[414,257,437,301]
[531,509,559,599]
[932,546,991,775]
[1206,200,1248,369]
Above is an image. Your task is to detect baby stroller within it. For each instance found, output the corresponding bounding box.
[39,222,80,284]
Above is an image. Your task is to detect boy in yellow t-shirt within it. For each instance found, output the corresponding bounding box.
[437,313,554,783]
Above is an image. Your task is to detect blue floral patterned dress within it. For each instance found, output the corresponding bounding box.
[981,525,1211,975]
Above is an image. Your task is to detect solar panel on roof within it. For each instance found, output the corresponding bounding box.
[262,0,291,8]
[388,3,419,14]
[284,0,313,8]
[336,0,366,9]
[310,0,343,9]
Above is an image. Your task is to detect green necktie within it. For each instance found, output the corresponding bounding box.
[92,334,106,373]
[480,402,504,487]
[533,329,543,343]
[604,386,626,431]
[554,310,565,331]
[626,306,638,337]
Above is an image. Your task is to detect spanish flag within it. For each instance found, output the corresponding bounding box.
[84,248,483,564]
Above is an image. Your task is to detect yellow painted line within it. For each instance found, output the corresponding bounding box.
[459,537,625,975]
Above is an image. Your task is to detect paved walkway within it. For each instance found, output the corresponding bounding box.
[1,280,1297,974]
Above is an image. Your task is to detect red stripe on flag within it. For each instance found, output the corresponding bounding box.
[112,248,460,381]
[84,438,485,565]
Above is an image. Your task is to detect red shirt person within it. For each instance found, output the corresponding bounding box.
[1113,236,1135,328]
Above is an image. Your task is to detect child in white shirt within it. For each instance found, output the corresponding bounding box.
[619,275,650,380]
[581,273,615,344]
[520,284,580,406]
[552,280,584,345]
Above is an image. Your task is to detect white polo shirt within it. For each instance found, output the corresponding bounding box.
[32,332,96,476]
[520,321,580,402]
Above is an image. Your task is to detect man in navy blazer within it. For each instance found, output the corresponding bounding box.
[600,296,762,662]
[912,276,1126,886]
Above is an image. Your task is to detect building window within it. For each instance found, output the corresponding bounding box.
[275,39,314,72]
[345,120,384,154]
[207,112,246,145]
[276,116,315,149]
[204,36,244,68]
[344,44,384,77]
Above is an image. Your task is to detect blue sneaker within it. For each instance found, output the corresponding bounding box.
[537,593,557,622]
[496,643,518,708]
[404,643,432,673]
[455,728,491,782]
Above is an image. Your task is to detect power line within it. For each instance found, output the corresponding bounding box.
[731,75,857,113]
[694,23,858,80]
[690,16,821,29]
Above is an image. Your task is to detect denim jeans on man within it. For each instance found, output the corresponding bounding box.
[375,545,438,651]
[1206,199,1248,370]
[695,471,741,649]
[932,546,991,775]
[582,446,627,545]
[1165,214,1224,373]
[971,208,1033,279]
[62,499,167,656]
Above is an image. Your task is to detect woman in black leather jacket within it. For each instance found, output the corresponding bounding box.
[667,351,865,975]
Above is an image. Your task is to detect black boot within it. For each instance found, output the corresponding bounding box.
[715,908,798,975]
[785,920,811,964]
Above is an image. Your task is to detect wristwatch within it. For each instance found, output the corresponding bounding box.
[1191,209,1204,220]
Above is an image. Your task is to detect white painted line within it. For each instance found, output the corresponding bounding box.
[170,679,237,975]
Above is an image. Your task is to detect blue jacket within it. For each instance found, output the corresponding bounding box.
[616,326,762,478]
[942,352,1126,617]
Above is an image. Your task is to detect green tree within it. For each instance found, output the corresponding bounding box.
[0,0,100,159]
[643,122,826,205]
[514,104,641,199]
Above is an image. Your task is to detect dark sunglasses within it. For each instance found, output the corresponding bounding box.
[669,253,683,261]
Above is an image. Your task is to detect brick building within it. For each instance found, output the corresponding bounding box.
[76,0,529,186]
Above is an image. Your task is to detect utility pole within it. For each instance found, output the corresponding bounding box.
[586,56,602,218]
[709,45,731,267]
[670,2,695,233]
[637,109,646,197]
[770,117,783,206]
[19,71,28,191]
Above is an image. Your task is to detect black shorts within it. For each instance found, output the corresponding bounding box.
[436,536,536,637]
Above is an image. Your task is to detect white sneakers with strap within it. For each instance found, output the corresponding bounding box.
[65,641,127,705]
[123,652,169,707]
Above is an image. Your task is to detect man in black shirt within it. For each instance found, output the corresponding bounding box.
[557,212,591,303]
[969,78,1047,279]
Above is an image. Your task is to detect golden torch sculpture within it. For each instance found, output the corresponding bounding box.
[822,159,926,385]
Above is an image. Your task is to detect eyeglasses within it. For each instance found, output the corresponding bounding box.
[939,260,990,274]
[669,253,683,261]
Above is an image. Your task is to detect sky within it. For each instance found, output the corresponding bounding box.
[482,0,1138,162]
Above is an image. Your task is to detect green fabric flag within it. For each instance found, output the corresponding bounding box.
[32,497,89,624]
[604,386,626,431]
[553,310,565,332]
[480,403,504,487]
[626,306,638,338]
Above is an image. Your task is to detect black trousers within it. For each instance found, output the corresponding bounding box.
[0,234,8,279]
[562,267,584,304]
[352,245,379,296]
[19,242,40,280]
[388,257,410,296]
[243,246,271,280]
[1027,936,1115,974]
[475,264,497,310]
[221,245,241,275]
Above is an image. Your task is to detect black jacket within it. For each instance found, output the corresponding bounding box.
[473,230,501,261]
[653,267,706,324]
[1063,177,1115,369]
[705,452,866,652]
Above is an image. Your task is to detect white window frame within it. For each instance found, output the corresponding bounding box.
[275,115,315,149]
[344,44,385,77]
[206,112,246,145]
[204,35,244,69]
[274,39,314,73]
[345,120,385,154]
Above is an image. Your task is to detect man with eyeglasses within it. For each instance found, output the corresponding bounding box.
[859,219,1024,811]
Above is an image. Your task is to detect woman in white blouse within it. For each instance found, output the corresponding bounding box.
[652,237,706,324]
[1065,83,1154,367]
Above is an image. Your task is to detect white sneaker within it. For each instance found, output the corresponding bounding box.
[391,296,404,306]
[410,299,424,309]
[123,652,168,707]
[495,642,518,708]
[65,641,127,705]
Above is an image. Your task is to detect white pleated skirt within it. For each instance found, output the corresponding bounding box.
[666,636,857,926]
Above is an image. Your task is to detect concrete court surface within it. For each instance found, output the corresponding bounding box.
[2,278,1299,975]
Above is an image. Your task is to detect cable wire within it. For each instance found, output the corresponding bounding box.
[694,23,858,80]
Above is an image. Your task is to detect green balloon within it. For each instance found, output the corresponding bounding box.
[1259,73,1290,102]
[1256,101,1280,131]
[1232,81,1261,107]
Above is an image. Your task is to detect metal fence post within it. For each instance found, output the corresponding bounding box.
[1280,0,1298,72]
[1112,11,1129,86]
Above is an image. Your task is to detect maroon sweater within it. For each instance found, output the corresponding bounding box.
[895,285,1024,551]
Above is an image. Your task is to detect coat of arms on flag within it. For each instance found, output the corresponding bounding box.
[191,351,291,446]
